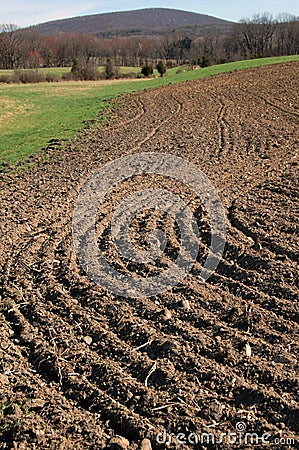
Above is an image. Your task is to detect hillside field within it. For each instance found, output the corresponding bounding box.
[0,60,298,449]
[1,55,299,167]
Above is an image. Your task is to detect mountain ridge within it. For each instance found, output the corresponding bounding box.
[29,8,234,37]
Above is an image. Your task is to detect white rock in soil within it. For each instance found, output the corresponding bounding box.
[181,298,191,310]
[83,336,92,345]
[163,308,172,320]
[245,343,252,358]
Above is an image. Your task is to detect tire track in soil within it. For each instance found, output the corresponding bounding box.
[1,62,299,449]
[242,89,299,119]
[127,93,183,155]
[215,96,235,158]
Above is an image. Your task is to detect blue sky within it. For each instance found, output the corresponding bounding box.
[1,0,299,27]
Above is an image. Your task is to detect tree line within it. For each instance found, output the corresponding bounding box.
[0,13,298,70]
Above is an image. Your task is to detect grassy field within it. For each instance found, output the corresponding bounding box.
[1,55,299,166]
[0,67,69,76]
[0,66,141,77]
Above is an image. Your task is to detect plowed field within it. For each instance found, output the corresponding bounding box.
[1,62,298,449]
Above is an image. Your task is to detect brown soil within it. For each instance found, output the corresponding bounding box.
[0,62,298,449]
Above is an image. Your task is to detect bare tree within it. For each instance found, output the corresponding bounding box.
[0,24,25,68]
[234,13,276,58]
[275,14,299,55]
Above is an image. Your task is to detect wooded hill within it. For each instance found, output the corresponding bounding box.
[30,8,233,37]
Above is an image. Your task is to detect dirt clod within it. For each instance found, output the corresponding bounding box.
[108,436,130,449]
[139,438,152,450]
